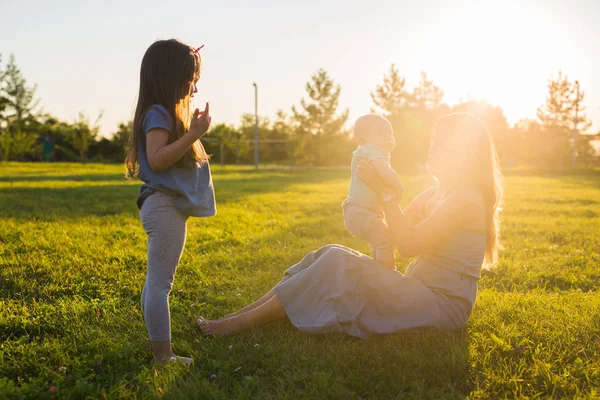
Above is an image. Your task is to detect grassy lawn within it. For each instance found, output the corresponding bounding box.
[0,162,599,399]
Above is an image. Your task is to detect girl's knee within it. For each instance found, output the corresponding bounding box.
[144,281,174,301]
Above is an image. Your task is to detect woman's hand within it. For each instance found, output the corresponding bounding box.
[190,102,211,139]
[356,160,388,195]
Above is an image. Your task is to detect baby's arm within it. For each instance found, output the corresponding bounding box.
[371,159,404,199]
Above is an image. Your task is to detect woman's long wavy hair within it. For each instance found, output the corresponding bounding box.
[125,39,208,178]
[433,113,504,267]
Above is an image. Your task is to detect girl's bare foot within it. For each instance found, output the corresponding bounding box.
[150,340,192,365]
[157,353,193,365]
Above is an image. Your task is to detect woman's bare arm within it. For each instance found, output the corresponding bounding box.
[383,191,480,258]
[356,159,436,226]
[402,185,439,226]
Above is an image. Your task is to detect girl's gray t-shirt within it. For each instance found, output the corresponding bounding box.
[136,104,216,218]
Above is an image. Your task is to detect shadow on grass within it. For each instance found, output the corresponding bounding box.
[213,169,348,204]
[0,184,140,221]
[0,173,129,183]
[161,326,473,399]
[0,169,349,221]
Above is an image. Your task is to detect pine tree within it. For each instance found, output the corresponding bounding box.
[0,55,8,122]
[0,55,10,161]
[2,55,39,131]
[411,71,444,110]
[370,66,446,172]
[370,64,409,116]
[291,69,349,166]
[536,71,592,168]
[0,55,40,160]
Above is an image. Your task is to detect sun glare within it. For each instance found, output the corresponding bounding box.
[415,1,576,123]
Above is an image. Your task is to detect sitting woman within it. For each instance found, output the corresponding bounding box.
[197,113,503,338]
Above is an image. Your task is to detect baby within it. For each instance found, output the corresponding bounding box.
[342,114,403,270]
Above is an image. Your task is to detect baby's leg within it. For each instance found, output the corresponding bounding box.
[366,215,396,270]
[343,204,395,269]
[370,246,396,270]
[342,203,367,240]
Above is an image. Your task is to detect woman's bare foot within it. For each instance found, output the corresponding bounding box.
[212,290,277,322]
[197,296,287,336]
[195,315,233,330]
[207,313,237,322]
[195,290,278,327]
[196,316,218,326]
[197,315,248,336]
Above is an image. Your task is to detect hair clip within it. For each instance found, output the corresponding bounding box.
[194,45,205,54]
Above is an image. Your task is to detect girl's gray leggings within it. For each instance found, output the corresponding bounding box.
[140,191,187,342]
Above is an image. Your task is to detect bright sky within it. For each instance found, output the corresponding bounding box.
[1,0,598,137]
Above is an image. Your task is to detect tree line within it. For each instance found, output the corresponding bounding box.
[1,54,598,170]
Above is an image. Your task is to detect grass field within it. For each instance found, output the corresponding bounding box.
[0,162,599,399]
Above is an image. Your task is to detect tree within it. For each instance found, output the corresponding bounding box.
[536,71,592,168]
[237,113,272,164]
[11,129,38,161]
[0,132,11,161]
[576,134,600,167]
[271,110,299,168]
[112,121,132,154]
[451,100,509,135]
[509,118,540,166]
[0,55,8,126]
[449,100,512,165]
[208,123,239,167]
[404,71,450,170]
[370,64,410,116]
[537,71,591,132]
[35,114,80,162]
[0,56,9,160]
[2,55,39,132]
[0,55,41,160]
[370,67,448,172]
[291,68,350,166]
[70,111,102,162]
[411,71,444,110]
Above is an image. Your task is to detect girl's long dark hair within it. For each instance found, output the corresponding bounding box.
[125,39,208,178]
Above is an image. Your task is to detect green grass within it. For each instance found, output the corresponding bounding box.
[0,162,599,399]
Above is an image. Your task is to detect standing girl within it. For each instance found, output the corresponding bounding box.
[125,39,214,364]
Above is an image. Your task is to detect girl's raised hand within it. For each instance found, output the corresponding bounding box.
[190,102,211,139]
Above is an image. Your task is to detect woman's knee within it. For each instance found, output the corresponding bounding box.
[314,244,352,258]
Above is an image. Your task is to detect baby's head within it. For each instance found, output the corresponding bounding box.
[353,114,395,152]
